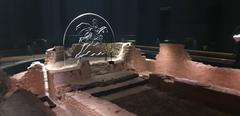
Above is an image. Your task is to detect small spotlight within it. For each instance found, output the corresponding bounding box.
[233,34,240,42]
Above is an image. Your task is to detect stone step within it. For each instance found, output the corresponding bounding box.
[71,71,139,91]
[85,77,148,97]
[101,85,152,101]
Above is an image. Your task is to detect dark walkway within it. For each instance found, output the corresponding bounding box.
[113,89,230,116]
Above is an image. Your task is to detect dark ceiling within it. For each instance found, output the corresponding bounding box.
[0,0,240,52]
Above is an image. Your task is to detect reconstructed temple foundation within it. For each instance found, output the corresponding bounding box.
[1,42,240,115]
[0,42,145,116]
[45,43,147,100]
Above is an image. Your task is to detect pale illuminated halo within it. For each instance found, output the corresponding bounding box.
[62,13,116,65]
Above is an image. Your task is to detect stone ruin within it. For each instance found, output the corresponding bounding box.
[0,42,146,116]
[154,43,240,91]
[1,42,240,115]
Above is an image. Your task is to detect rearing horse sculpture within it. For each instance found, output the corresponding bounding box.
[75,19,108,59]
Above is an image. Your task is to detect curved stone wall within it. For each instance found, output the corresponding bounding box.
[155,43,240,91]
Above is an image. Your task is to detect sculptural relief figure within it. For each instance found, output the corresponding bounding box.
[75,19,108,59]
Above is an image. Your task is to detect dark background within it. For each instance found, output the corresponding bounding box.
[0,0,240,53]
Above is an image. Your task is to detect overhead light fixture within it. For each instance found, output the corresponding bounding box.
[233,34,240,42]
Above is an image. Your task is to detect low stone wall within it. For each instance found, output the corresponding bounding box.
[124,45,148,73]
[62,91,136,116]
[154,43,240,92]
[88,44,150,75]
[146,59,156,72]
[45,43,150,74]
[47,61,91,100]
[45,43,150,101]
[10,62,45,96]
[0,69,56,116]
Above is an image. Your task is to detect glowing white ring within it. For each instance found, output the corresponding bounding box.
[62,13,115,46]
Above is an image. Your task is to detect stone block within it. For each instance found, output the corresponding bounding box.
[62,91,136,116]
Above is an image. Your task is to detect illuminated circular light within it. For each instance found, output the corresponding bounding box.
[62,13,115,66]
[233,34,240,42]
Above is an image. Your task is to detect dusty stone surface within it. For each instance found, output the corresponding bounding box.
[10,62,45,96]
[90,61,126,77]
[45,43,146,100]
[155,43,240,91]
[145,59,155,72]
[62,91,136,116]
[46,43,148,74]
[0,90,56,116]
[124,45,148,72]
[47,61,91,100]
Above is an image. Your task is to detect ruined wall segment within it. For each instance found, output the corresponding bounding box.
[155,43,240,91]
[46,61,91,100]
[10,62,45,96]
[45,43,150,101]
[62,91,136,116]
[124,45,149,73]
